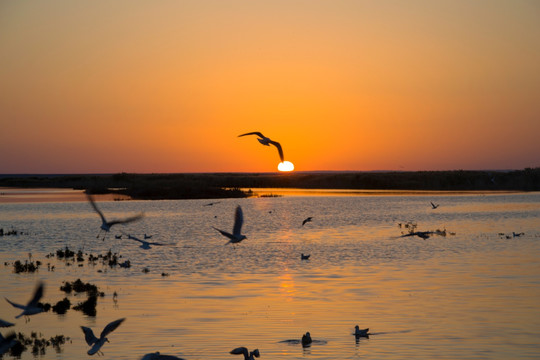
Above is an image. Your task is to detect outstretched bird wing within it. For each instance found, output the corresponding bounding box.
[268,140,284,162]
[27,282,44,307]
[212,227,235,242]
[100,318,125,339]
[238,132,265,138]
[87,194,107,224]
[5,298,25,310]
[0,319,15,328]
[81,326,98,346]
[232,205,244,236]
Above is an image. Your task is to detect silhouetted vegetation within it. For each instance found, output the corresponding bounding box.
[5,332,70,357]
[0,168,538,200]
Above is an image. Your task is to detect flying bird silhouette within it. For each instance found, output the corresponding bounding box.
[302,217,313,226]
[430,202,439,209]
[238,132,284,162]
[213,205,247,245]
[126,234,167,250]
[87,194,143,240]
[5,281,44,321]
[230,347,260,360]
[81,318,125,356]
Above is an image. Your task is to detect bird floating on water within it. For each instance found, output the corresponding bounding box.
[87,194,143,240]
[213,205,247,245]
[301,332,312,347]
[5,281,44,321]
[140,352,185,360]
[353,325,369,338]
[302,217,313,226]
[81,318,125,356]
[230,347,260,360]
[238,132,284,163]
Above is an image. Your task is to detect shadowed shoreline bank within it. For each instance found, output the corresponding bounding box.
[0,168,538,200]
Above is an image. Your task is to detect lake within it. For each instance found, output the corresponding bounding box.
[1,189,539,359]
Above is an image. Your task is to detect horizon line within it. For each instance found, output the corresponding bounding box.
[0,168,533,177]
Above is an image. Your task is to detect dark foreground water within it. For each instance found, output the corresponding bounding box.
[1,189,539,359]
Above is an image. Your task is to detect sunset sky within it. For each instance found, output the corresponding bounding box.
[1,1,539,174]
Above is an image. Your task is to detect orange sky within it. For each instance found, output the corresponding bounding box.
[1,1,539,173]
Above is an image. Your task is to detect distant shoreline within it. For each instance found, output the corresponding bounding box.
[0,169,538,200]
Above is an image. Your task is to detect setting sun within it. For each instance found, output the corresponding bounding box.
[278,161,294,172]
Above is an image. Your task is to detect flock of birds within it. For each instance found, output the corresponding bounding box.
[0,132,457,359]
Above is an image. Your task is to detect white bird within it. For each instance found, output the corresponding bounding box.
[81,318,125,356]
[126,234,167,250]
[213,205,247,245]
[87,194,143,240]
[5,281,44,320]
[140,352,185,360]
[238,132,284,162]
[0,319,14,328]
[0,332,17,355]
[230,347,260,360]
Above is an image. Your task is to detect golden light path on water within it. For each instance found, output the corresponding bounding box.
[278,161,294,172]
[0,189,540,359]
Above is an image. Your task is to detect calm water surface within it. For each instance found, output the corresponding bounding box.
[1,190,539,359]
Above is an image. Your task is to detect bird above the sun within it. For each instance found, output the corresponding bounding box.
[238,131,294,172]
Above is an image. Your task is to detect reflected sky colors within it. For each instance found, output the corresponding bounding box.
[1,191,539,359]
[1,1,539,173]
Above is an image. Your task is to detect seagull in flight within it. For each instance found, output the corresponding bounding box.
[302,217,313,226]
[126,234,167,250]
[238,132,284,162]
[81,318,125,356]
[5,281,44,321]
[213,205,247,245]
[430,202,439,209]
[87,194,143,240]
[230,347,260,360]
